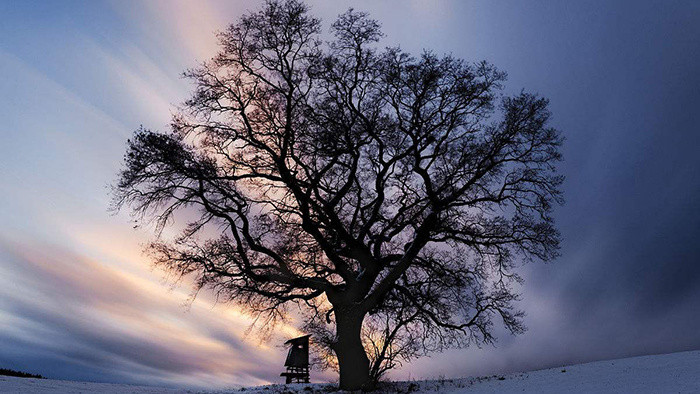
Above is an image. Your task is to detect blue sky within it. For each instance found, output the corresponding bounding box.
[1,0,699,389]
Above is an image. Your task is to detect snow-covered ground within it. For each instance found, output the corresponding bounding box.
[0,376,184,394]
[1,350,698,393]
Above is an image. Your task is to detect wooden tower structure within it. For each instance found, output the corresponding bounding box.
[280,334,310,384]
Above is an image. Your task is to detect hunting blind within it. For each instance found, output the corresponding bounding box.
[280,334,310,384]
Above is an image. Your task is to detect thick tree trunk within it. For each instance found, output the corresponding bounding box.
[334,307,370,391]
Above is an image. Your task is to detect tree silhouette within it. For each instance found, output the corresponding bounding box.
[112,0,563,390]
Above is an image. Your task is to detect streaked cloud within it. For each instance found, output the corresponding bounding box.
[0,237,314,388]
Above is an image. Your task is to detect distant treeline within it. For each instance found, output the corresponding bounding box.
[0,368,44,379]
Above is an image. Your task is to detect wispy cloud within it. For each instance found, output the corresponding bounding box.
[0,237,314,388]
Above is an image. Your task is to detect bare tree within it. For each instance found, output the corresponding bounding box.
[112,0,563,390]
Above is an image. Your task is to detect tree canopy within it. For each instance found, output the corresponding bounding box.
[113,0,563,390]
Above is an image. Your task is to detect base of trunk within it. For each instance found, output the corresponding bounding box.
[336,344,370,390]
[334,309,371,391]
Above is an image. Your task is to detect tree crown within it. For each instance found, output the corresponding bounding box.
[113,0,563,381]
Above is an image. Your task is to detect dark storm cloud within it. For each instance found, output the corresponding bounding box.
[381,0,700,380]
[541,0,700,344]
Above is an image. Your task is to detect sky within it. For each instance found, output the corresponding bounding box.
[1,0,699,389]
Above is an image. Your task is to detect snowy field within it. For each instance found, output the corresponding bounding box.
[1,350,698,393]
